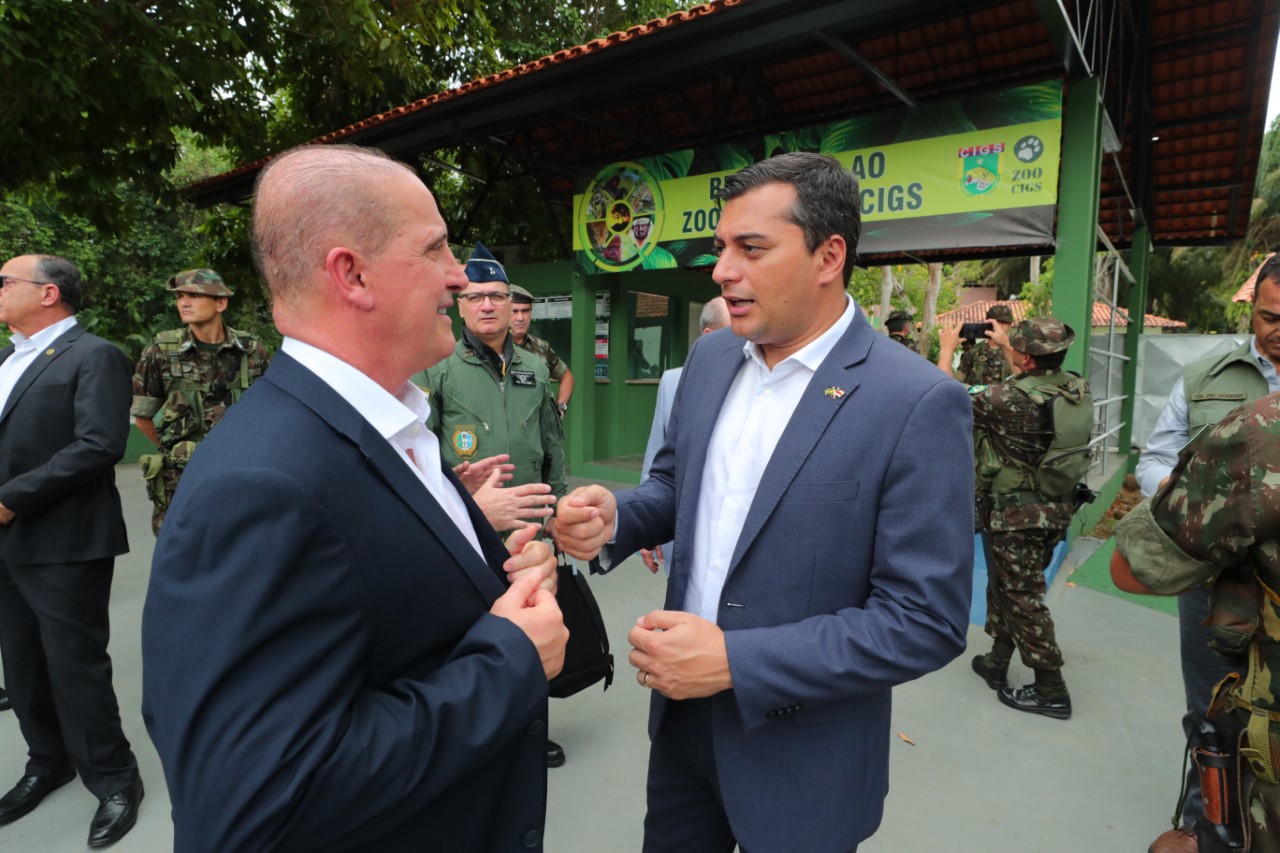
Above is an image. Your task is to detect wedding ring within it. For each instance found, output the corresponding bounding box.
[642,672,650,687]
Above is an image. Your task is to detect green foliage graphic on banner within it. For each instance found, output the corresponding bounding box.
[572,81,1063,274]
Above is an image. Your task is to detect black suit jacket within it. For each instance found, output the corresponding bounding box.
[0,324,131,565]
[142,353,550,852]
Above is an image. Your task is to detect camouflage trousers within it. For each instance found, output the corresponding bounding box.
[150,467,181,536]
[984,527,1066,671]
[1241,775,1280,852]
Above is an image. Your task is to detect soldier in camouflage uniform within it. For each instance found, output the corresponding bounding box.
[969,318,1090,720]
[936,303,1015,385]
[885,310,915,348]
[509,284,574,417]
[131,269,269,534]
[1114,391,1280,853]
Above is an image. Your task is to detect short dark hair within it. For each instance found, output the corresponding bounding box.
[1254,255,1280,302]
[885,315,911,334]
[715,152,861,285]
[1031,350,1068,370]
[35,255,83,312]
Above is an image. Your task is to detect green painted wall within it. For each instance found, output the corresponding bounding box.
[507,259,717,481]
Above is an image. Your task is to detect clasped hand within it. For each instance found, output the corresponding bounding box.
[490,524,567,680]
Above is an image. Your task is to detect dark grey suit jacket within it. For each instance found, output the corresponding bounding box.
[609,309,975,851]
[0,323,131,565]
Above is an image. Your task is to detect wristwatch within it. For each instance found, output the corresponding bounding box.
[556,402,568,416]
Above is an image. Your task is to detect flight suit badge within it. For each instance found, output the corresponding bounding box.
[452,426,479,458]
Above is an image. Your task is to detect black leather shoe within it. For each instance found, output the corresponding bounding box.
[0,688,10,712]
[998,685,1072,720]
[546,739,565,769]
[87,775,144,848]
[970,655,1009,690]
[0,768,76,825]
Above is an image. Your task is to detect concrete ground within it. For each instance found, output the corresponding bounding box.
[0,469,1186,851]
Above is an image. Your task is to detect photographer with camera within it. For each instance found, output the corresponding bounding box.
[937,304,1015,384]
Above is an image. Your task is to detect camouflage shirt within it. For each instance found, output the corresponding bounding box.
[971,369,1074,532]
[132,326,269,450]
[957,340,1010,386]
[515,333,568,382]
[888,331,915,349]
[1117,391,1280,719]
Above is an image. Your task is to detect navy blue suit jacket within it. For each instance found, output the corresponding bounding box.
[609,309,975,851]
[142,353,549,852]
[0,324,130,564]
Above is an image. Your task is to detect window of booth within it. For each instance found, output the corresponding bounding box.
[529,295,572,378]
[627,291,671,381]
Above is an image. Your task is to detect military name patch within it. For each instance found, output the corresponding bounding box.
[452,425,479,458]
[510,370,537,387]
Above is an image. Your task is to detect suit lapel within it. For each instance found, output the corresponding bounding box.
[266,354,506,603]
[728,311,874,572]
[0,326,80,427]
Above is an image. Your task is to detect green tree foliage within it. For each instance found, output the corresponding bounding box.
[0,1,692,350]
[1144,247,1232,333]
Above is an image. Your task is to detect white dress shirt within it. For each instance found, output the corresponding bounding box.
[281,338,485,559]
[685,296,856,623]
[1135,337,1280,496]
[0,315,78,416]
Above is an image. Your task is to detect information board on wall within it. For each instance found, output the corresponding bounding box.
[571,81,1063,274]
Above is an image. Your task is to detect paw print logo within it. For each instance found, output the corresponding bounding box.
[1015,135,1044,163]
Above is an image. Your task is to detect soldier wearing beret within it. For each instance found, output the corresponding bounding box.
[937,303,1016,385]
[1114,391,1280,852]
[131,269,269,534]
[508,284,574,417]
[969,317,1091,719]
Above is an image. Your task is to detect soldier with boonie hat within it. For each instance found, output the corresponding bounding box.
[967,314,1091,721]
[132,268,269,534]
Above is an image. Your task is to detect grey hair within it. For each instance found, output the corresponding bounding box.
[34,255,83,312]
[699,295,729,331]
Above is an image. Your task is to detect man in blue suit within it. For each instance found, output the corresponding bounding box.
[557,153,974,852]
[142,144,568,852]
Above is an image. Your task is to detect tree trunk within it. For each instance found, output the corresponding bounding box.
[918,263,943,355]
[1030,255,1040,286]
[878,266,895,332]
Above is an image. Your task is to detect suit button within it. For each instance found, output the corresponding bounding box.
[527,720,545,736]
[523,829,542,848]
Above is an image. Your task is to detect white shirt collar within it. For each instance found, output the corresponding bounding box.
[741,294,856,373]
[280,338,428,440]
[13,315,78,353]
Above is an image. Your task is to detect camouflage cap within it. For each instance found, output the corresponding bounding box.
[168,269,233,297]
[985,304,1014,324]
[1008,317,1074,355]
[509,284,534,304]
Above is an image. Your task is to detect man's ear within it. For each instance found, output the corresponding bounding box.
[816,234,847,287]
[325,247,373,309]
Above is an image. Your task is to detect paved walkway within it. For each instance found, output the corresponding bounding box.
[0,469,1186,851]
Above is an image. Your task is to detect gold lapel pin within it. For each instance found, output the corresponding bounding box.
[45,348,55,356]
[824,386,845,399]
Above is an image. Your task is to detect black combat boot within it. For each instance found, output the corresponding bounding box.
[970,655,1009,690]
